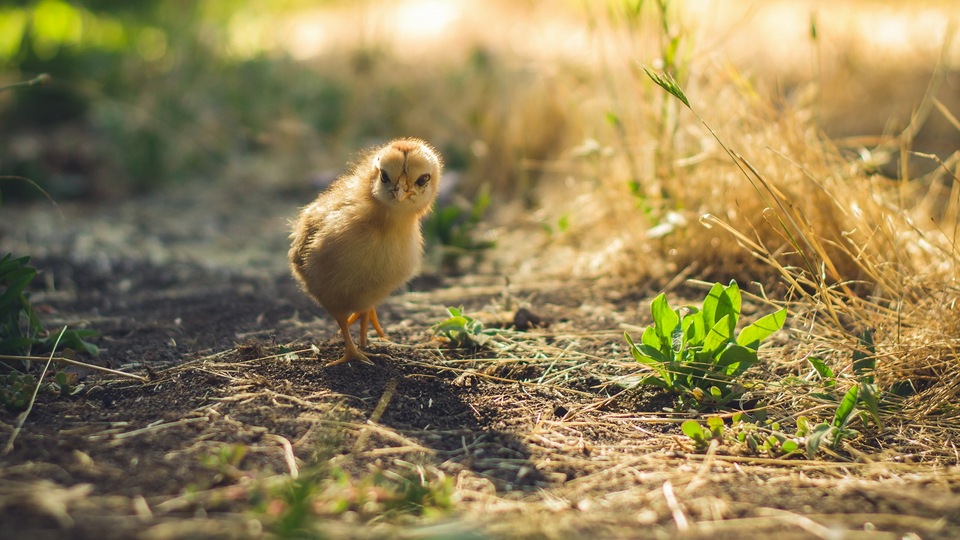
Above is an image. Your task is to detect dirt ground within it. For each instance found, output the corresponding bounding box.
[2,188,960,539]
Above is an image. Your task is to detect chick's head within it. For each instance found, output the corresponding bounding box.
[370,138,442,216]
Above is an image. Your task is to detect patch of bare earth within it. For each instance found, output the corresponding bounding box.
[1,249,958,539]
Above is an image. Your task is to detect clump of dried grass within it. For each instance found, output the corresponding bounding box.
[504,3,960,459]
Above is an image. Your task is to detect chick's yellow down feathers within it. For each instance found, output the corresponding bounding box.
[289,138,443,366]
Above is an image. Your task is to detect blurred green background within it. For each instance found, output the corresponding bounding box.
[1,0,564,202]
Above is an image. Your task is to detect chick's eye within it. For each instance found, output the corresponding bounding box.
[380,169,391,184]
[415,174,430,187]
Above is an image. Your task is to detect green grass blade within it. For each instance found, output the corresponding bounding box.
[852,329,876,384]
[834,385,859,429]
[807,356,835,387]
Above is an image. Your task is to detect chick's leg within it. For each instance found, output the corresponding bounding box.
[347,309,388,348]
[328,316,373,366]
[359,311,370,348]
[368,308,388,339]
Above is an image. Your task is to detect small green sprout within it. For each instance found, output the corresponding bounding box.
[681,416,724,451]
[682,412,804,458]
[431,306,501,349]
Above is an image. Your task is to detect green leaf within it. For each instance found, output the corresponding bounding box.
[781,440,800,454]
[858,382,883,429]
[640,326,664,355]
[625,332,670,382]
[639,343,670,365]
[629,345,661,367]
[736,308,787,350]
[651,293,680,342]
[805,423,833,458]
[681,420,705,442]
[433,317,469,333]
[701,283,725,330]
[717,344,758,376]
[0,266,37,314]
[807,356,835,386]
[853,329,876,384]
[638,375,671,390]
[681,309,705,348]
[834,385,859,429]
[39,329,100,357]
[702,315,732,356]
[706,416,724,438]
[716,281,741,337]
[642,67,691,108]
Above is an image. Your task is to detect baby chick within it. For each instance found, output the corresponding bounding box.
[289,138,443,366]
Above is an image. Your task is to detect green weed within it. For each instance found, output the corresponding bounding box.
[681,413,804,457]
[803,330,884,457]
[431,306,502,349]
[624,280,787,408]
[200,443,249,486]
[804,385,861,458]
[1,73,98,411]
[0,255,99,359]
[259,461,453,537]
[424,186,495,270]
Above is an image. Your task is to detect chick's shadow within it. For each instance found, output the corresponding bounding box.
[311,347,545,492]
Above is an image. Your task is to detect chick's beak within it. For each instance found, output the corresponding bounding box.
[396,185,414,201]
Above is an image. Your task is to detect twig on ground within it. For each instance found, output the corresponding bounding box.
[2,327,66,456]
[0,354,147,382]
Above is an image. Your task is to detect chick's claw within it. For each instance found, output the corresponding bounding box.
[326,348,374,367]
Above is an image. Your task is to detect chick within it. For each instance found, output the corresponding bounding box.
[289,138,443,366]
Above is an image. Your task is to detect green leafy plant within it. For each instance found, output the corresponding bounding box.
[803,330,883,457]
[804,385,861,458]
[424,186,495,270]
[0,253,99,359]
[681,416,724,450]
[0,254,43,357]
[200,443,250,486]
[260,462,453,537]
[624,280,787,407]
[431,306,502,349]
[682,413,804,457]
[0,372,39,411]
[1,74,98,417]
